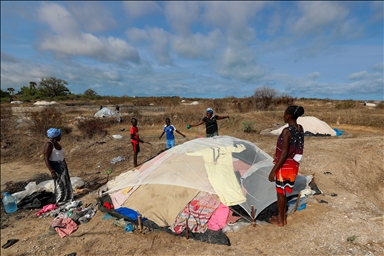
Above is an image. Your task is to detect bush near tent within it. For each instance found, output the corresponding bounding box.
[99,136,310,245]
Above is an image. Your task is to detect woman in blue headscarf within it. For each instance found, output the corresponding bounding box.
[44,128,73,205]
[187,108,230,137]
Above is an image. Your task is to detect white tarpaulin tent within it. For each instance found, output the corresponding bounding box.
[94,107,116,118]
[270,116,336,136]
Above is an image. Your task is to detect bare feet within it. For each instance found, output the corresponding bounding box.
[269,216,287,226]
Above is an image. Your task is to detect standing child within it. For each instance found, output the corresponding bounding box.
[268,105,305,227]
[130,118,145,167]
[159,118,186,149]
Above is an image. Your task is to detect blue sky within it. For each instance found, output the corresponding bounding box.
[1,1,383,100]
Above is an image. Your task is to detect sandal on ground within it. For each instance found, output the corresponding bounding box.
[2,239,19,249]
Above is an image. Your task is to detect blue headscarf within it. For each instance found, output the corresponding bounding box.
[206,108,214,114]
[47,128,62,139]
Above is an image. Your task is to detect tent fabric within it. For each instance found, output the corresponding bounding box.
[122,184,199,227]
[270,116,336,136]
[105,135,309,223]
[94,107,116,118]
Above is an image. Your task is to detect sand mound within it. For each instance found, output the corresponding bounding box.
[270,116,336,136]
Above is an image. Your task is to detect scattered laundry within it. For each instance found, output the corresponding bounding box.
[36,204,57,216]
[110,156,126,164]
[51,217,78,238]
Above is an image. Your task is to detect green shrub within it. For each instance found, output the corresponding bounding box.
[241,120,256,133]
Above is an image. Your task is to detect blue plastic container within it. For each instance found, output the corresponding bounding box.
[2,192,18,213]
[124,223,134,233]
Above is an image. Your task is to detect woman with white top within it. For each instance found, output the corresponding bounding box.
[44,128,73,205]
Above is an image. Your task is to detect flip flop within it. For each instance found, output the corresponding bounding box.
[2,239,19,249]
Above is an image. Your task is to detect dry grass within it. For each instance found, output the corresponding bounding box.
[1,98,383,166]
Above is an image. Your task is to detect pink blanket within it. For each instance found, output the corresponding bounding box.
[207,203,230,231]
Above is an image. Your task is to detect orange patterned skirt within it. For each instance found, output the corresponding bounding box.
[275,158,299,195]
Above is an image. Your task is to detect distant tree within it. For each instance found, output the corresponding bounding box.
[29,82,37,90]
[0,89,10,98]
[18,86,35,97]
[253,86,278,110]
[7,88,15,95]
[38,77,70,97]
[84,88,98,97]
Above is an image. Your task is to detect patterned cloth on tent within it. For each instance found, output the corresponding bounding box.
[171,191,221,234]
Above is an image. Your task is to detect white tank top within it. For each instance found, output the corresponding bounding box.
[49,141,64,161]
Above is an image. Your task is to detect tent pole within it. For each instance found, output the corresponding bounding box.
[186,219,189,240]
[138,215,143,232]
[251,205,256,227]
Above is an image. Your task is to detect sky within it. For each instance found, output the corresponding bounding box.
[1,1,383,100]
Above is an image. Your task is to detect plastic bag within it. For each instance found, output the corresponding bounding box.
[222,221,251,233]
[12,182,38,204]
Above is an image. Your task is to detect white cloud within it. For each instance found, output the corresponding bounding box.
[275,70,383,98]
[38,3,80,35]
[68,2,117,33]
[348,71,368,80]
[373,62,384,72]
[172,30,223,59]
[148,27,173,66]
[292,2,349,35]
[126,27,151,43]
[1,52,20,63]
[164,2,200,34]
[307,72,320,80]
[202,1,265,32]
[36,3,140,64]
[216,46,267,82]
[123,1,162,20]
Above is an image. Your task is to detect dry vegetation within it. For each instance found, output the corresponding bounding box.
[0,97,383,255]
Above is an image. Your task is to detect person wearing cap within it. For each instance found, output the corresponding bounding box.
[187,108,229,137]
[43,128,74,205]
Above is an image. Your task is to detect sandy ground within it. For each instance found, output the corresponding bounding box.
[1,120,383,255]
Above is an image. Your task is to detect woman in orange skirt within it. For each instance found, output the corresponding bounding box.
[268,106,305,226]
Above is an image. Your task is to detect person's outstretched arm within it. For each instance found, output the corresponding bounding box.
[159,131,165,139]
[189,120,204,127]
[216,115,230,120]
[176,130,186,137]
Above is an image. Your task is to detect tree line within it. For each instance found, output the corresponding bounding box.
[1,77,99,102]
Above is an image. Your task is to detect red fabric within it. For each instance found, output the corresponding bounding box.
[226,209,241,224]
[130,126,139,144]
[51,218,78,238]
[35,204,57,216]
[103,202,114,210]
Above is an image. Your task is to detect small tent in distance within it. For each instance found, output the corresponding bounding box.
[270,116,337,136]
[94,107,116,118]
